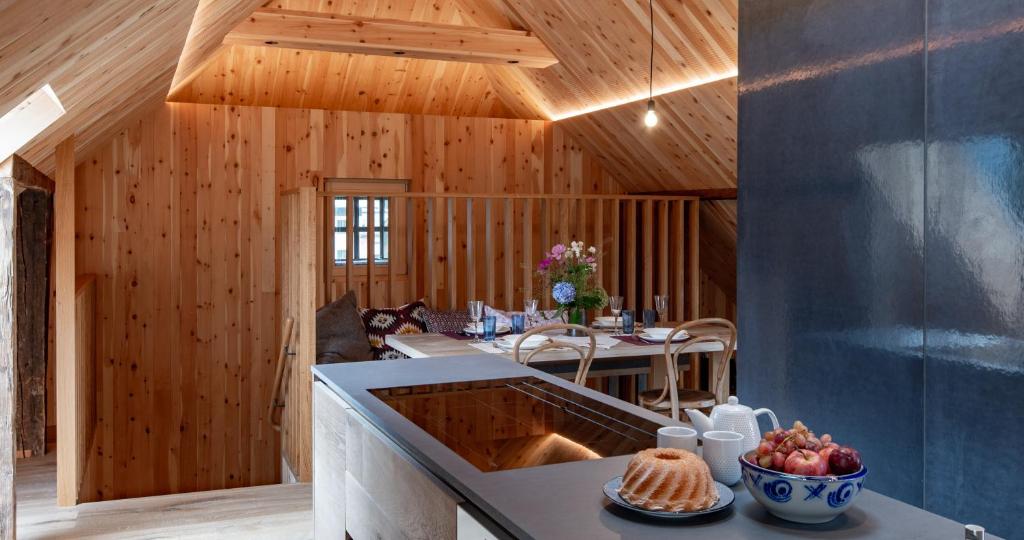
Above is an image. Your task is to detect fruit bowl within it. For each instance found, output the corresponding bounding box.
[739,451,868,524]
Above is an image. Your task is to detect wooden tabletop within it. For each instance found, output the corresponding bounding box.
[385,327,735,365]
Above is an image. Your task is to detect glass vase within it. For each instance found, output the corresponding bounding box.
[564,307,587,336]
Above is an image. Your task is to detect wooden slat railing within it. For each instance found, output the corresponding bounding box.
[316,191,701,322]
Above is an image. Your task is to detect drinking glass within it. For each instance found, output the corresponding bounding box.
[511,314,526,335]
[608,296,624,335]
[468,300,484,342]
[621,309,636,335]
[524,298,538,328]
[482,316,497,342]
[654,295,669,325]
[643,308,656,329]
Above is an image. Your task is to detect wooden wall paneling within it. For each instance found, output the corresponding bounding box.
[321,192,334,304]
[688,200,700,321]
[366,196,375,307]
[0,167,14,537]
[540,199,551,310]
[465,198,475,304]
[593,199,604,289]
[673,201,686,322]
[642,200,653,312]
[345,196,354,299]
[406,198,417,304]
[426,198,436,307]
[611,200,620,298]
[446,198,456,310]
[625,201,637,310]
[485,199,495,306]
[503,199,514,310]
[658,201,669,298]
[522,199,533,303]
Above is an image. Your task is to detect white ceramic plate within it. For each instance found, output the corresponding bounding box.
[494,335,549,350]
[637,330,688,343]
[464,323,511,336]
[603,476,734,519]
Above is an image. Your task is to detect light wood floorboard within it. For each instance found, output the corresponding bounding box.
[16,453,312,539]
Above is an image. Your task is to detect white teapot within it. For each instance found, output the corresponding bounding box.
[685,396,779,454]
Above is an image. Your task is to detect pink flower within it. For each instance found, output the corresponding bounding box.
[551,244,566,257]
[538,258,552,270]
[585,256,595,263]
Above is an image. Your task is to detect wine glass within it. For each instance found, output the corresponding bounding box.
[468,300,484,343]
[609,296,624,335]
[654,295,669,326]
[524,298,538,328]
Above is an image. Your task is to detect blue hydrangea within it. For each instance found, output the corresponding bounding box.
[552,281,576,305]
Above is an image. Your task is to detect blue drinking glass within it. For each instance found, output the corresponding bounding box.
[482,316,497,341]
[621,310,636,335]
[643,308,657,329]
[511,314,525,334]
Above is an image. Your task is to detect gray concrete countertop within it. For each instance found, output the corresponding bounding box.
[313,355,987,540]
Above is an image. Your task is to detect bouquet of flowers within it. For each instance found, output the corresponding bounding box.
[536,241,608,325]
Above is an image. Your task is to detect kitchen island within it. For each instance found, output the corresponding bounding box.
[312,355,987,539]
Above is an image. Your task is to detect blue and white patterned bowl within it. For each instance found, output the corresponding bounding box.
[739,451,868,524]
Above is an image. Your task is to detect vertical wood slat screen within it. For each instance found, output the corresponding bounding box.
[317,192,701,322]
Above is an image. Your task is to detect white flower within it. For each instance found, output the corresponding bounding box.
[588,246,596,254]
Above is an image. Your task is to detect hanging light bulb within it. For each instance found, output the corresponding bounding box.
[644,99,658,127]
[643,0,657,129]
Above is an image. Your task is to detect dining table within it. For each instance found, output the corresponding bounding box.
[384,324,737,402]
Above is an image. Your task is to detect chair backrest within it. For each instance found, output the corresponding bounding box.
[512,324,596,386]
[663,318,737,420]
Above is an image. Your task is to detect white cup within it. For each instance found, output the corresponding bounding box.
[702,430,744,485]
[657,426,698,452]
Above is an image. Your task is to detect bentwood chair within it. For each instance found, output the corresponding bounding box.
[638,318,737,420]
[512,324,597,386]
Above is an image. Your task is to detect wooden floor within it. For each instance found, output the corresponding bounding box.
[16,453,312,539]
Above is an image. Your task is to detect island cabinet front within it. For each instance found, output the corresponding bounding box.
[314,381,466,540]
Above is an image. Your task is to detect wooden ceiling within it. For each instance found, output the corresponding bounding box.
[0,0,202,174]
[3,0,738,191]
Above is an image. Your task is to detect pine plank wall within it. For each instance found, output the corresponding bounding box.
[70,102,624,500]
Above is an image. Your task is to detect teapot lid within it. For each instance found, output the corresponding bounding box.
[716,395,751,413]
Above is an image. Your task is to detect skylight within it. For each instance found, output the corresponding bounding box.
[0,84,65,161]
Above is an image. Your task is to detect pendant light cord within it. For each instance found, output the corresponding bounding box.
[649,0,654,101]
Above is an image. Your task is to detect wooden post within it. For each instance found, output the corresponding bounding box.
[54,137,77,506]
[0,160,17,538]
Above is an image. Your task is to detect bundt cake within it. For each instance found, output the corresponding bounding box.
[618,448,719,512]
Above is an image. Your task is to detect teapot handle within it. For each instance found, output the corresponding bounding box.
[753,408,780,431]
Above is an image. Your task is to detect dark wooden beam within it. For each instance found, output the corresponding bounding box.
[636,187,737,200]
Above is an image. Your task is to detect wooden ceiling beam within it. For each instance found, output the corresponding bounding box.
[223,8,559,68]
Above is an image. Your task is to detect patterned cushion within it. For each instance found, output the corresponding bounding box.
[359,300,428,359]
[315,290,372,363]
[423,309,472,333]
[485,305,561,328]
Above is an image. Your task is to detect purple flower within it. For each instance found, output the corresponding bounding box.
[538,257,552,270]
[550,243,567,260]
[552,281,576,305]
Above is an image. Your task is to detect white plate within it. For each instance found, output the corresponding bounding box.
[494,335,549,350]
[637,331,688,343]
[603,476,734,519]
[464,323,511,336]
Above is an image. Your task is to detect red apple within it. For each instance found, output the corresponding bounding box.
[784,449,828,476]
[829,446,863,475]
[771,451,787,471]
[819,445,837,465]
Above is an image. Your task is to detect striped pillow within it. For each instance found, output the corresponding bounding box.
[359,300,428,359]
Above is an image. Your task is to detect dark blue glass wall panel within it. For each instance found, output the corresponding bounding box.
[738,0,926,505]
[925,0,1024,533]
